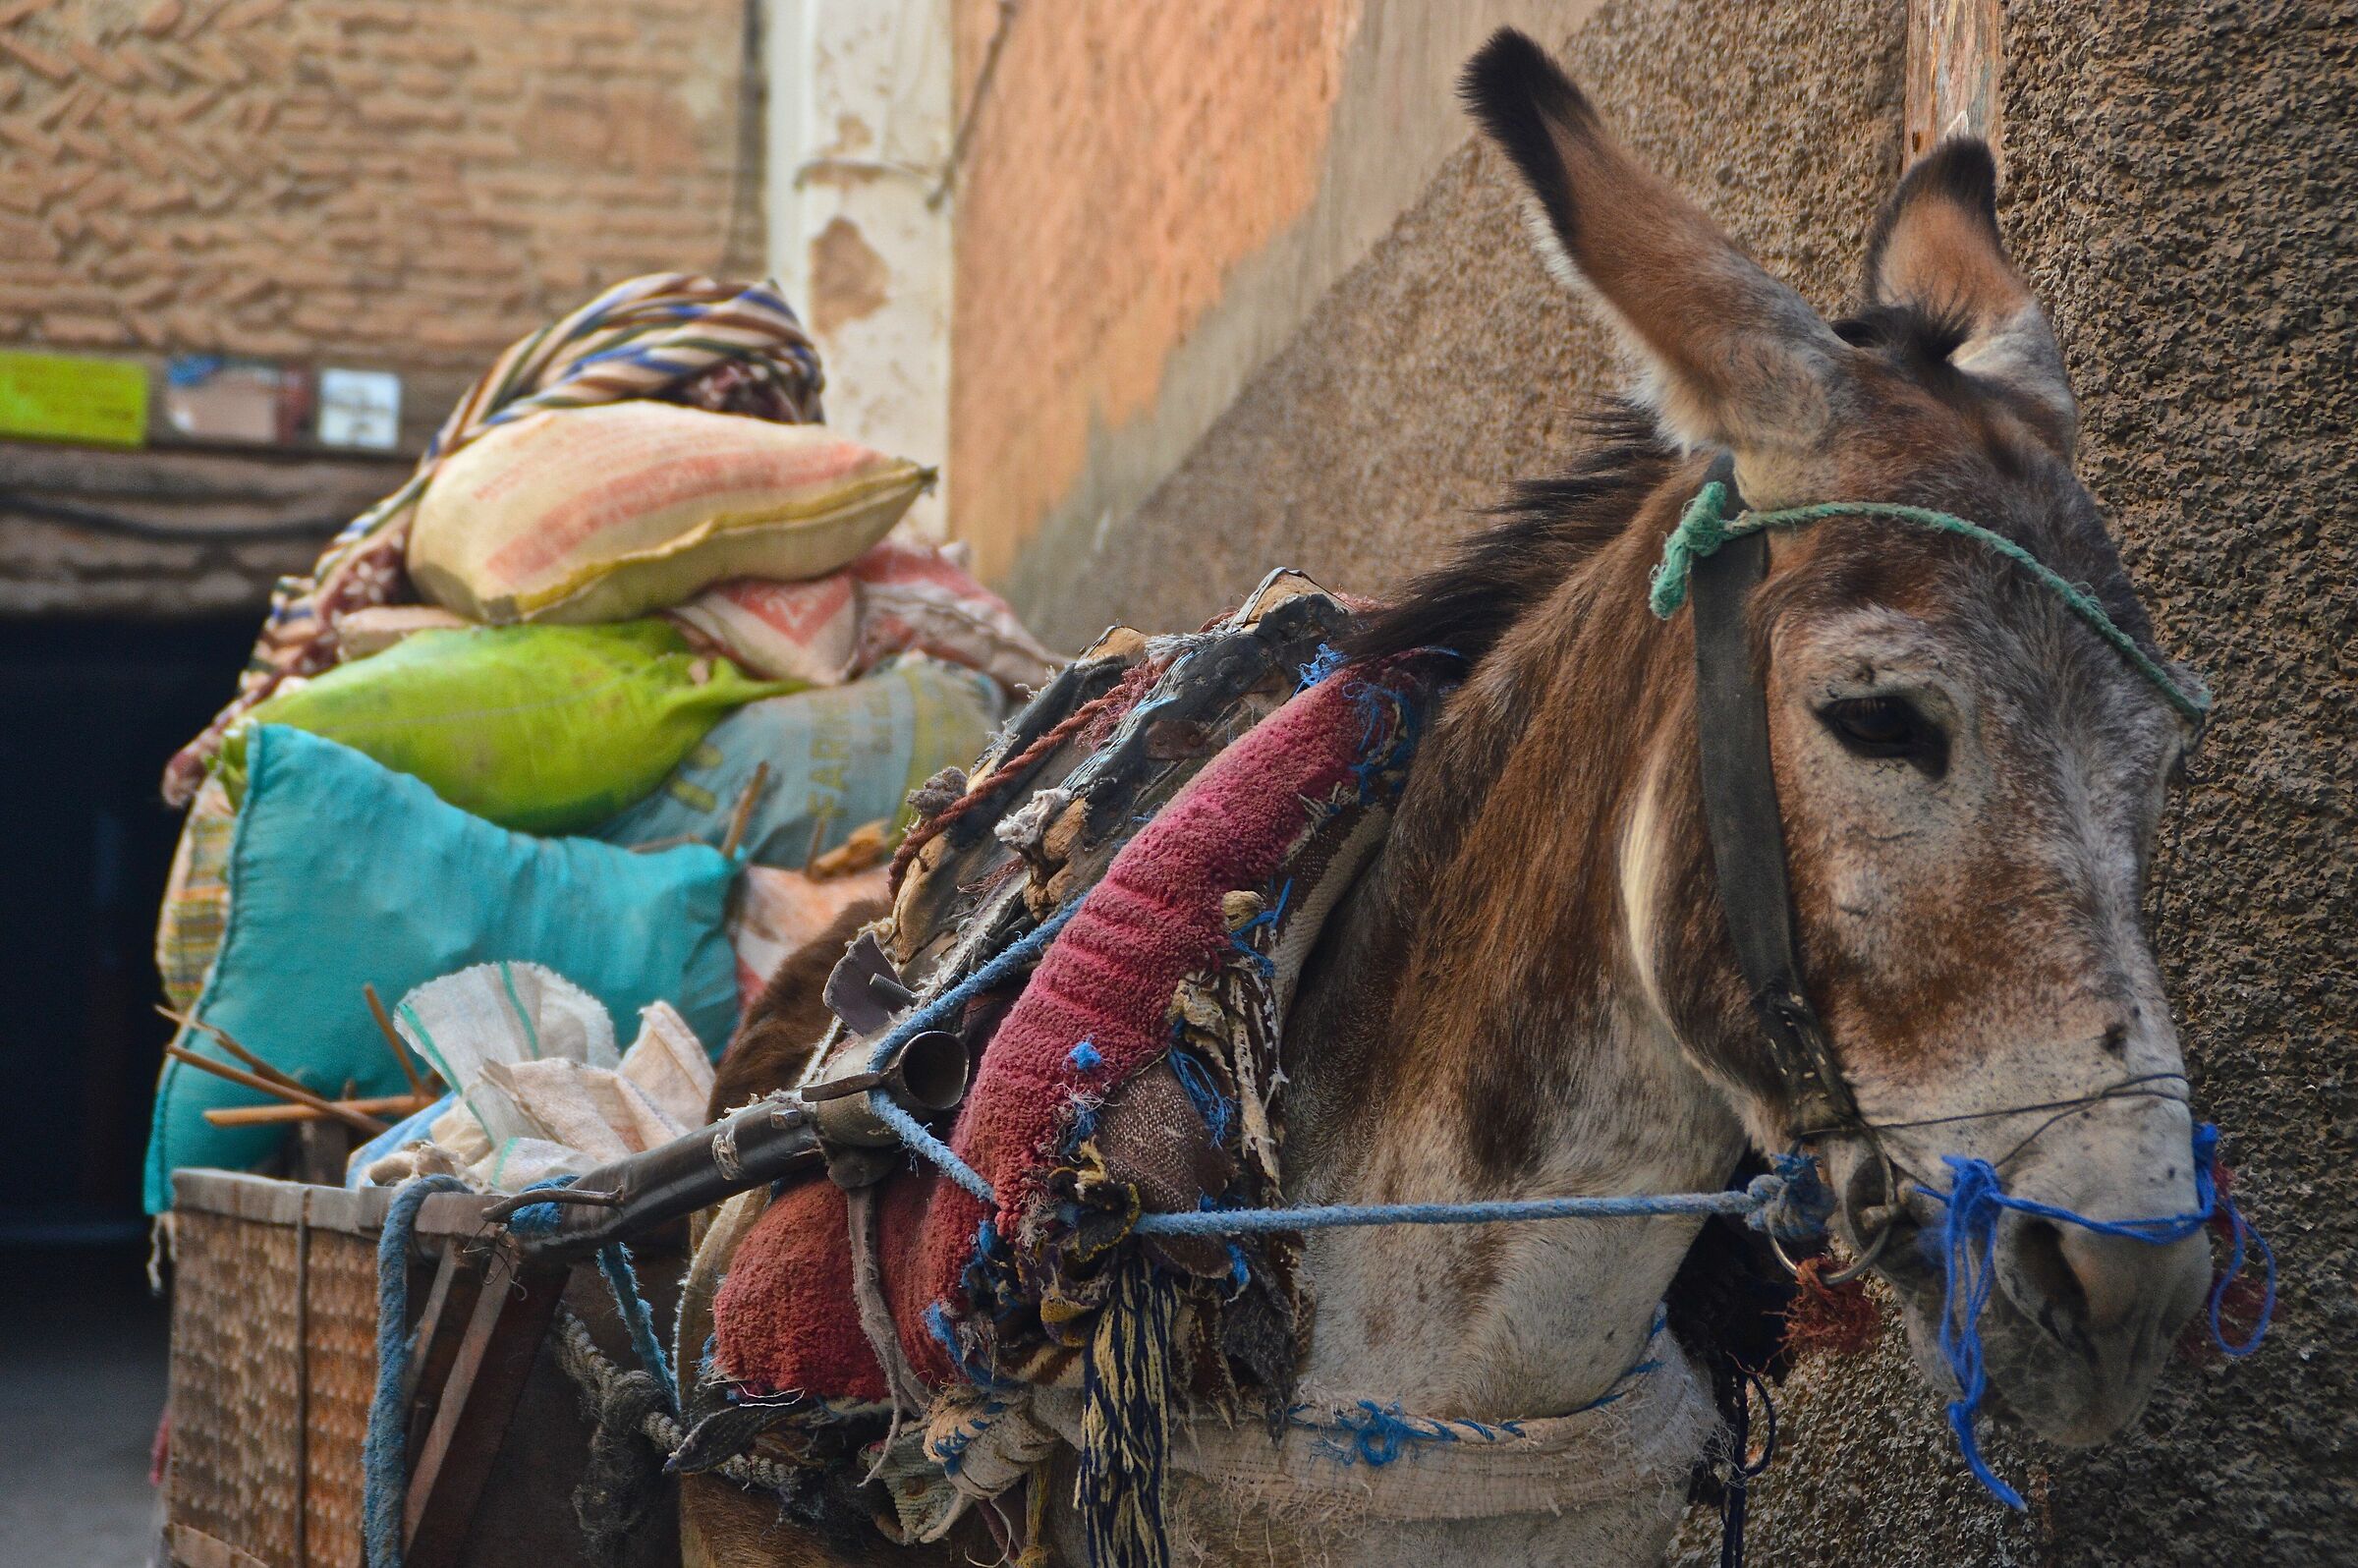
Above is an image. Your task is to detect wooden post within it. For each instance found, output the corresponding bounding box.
[400,1242,569,1568]
[400,1247,487,1459]
[1906,0,2001,165]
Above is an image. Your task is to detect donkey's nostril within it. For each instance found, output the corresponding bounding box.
[2009,1218,2090,1333]
[2055,1227,2166,1334]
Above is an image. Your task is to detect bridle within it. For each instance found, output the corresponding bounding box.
[1684,452,1899,1283]
[1675,451,2210,1286]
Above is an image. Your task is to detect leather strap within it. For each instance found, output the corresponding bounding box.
[1687,453,1860,1131]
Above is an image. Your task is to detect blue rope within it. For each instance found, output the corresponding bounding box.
[854,897,1092,1205]
[1130,1162,1826,1236]
[507,1177,682,1413]
[1915,1121,2274,1508]
[852,941,1838,1235]
[596,1243,681,1414]
[803,842,2277,1517]
[363,1174,469,1568]
[497,1174,575,1236]
[1300,1307,1666,1466]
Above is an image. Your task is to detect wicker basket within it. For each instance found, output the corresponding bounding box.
[162,1170,676,1568]
[164,1173,484,1568]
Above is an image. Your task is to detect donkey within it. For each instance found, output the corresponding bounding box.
[683,28,2216,1568]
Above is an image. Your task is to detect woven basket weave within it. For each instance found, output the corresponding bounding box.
[164,1172,488,1568]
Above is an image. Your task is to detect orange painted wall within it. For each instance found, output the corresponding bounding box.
[947,0,1360,581]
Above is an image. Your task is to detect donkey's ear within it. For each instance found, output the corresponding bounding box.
[1864,140,2078,455]
[1460,28,1850,461]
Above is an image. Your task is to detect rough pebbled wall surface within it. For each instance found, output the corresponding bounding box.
[1005,0,2354,1559]
[1713,2,2358,1562]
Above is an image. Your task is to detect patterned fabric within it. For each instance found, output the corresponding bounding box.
[162,274,825,805]
[155,777,237,1011]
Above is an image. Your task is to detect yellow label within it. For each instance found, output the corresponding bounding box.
[0,349,149,447]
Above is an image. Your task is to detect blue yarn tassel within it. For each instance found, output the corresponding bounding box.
[1078,1257,1177,1568]
[1921,1122,2274,1508]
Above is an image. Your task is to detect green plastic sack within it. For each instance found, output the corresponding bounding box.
[215,620,796,834]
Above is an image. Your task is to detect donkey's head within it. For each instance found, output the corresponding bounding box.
[1461,31,2211,1444]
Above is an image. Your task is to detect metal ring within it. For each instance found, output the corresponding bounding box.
[1766,1141,1902,1286]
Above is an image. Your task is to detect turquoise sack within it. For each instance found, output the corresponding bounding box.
[143,725,740,1212]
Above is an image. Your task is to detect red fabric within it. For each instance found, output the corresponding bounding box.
[711,1179,889,1402]
[715,671,1374,1397]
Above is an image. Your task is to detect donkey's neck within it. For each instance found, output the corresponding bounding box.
[1281,515,1748,1418]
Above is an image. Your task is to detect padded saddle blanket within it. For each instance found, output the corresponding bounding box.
[707,575,1448,1423]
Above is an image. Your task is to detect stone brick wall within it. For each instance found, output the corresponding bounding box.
[944,0,1359,582]
[0,0,762,617]
[945,0,1605,586]
[0,0,760,373]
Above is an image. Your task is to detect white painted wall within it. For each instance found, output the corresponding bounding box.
[764,0,953,538]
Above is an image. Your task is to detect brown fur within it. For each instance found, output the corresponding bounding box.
[705,897,890,1122]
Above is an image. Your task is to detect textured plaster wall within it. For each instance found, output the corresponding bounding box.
[946,0,1609,583]
[1709,2,2358,1561]
[1001,0,2354,1559]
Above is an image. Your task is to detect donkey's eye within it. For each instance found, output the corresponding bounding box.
[1821,696,1946,775]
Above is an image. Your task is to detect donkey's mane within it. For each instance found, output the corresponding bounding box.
[1348,403,1671,669]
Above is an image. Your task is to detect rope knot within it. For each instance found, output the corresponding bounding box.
[1744,1152,1836,1244]
[1649,479,1738,619]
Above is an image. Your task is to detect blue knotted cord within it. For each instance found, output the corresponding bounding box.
[508,1176,681,1414]
[363,1173,469,1568]
[1914,1120,2274,1508]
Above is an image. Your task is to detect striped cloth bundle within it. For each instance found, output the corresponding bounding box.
[163,274,827,806]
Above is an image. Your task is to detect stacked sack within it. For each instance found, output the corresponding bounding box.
[145,274,1057,1210]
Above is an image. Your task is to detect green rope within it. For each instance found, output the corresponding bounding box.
[1648,480,2211,721]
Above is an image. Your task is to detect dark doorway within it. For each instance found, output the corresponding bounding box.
[0,617,253,1243]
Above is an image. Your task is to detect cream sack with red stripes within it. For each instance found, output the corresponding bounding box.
[408,402,933,625]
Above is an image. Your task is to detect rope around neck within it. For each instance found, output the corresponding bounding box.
[1649,480,2212,723]
[1913,1120,2274,1509]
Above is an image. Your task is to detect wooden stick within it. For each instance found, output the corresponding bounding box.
[205,1094,434,1128]
[156,1005,307,1092]
[163,1044,391,1136]
[720,760,772,860]
[364,982,433,1098]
